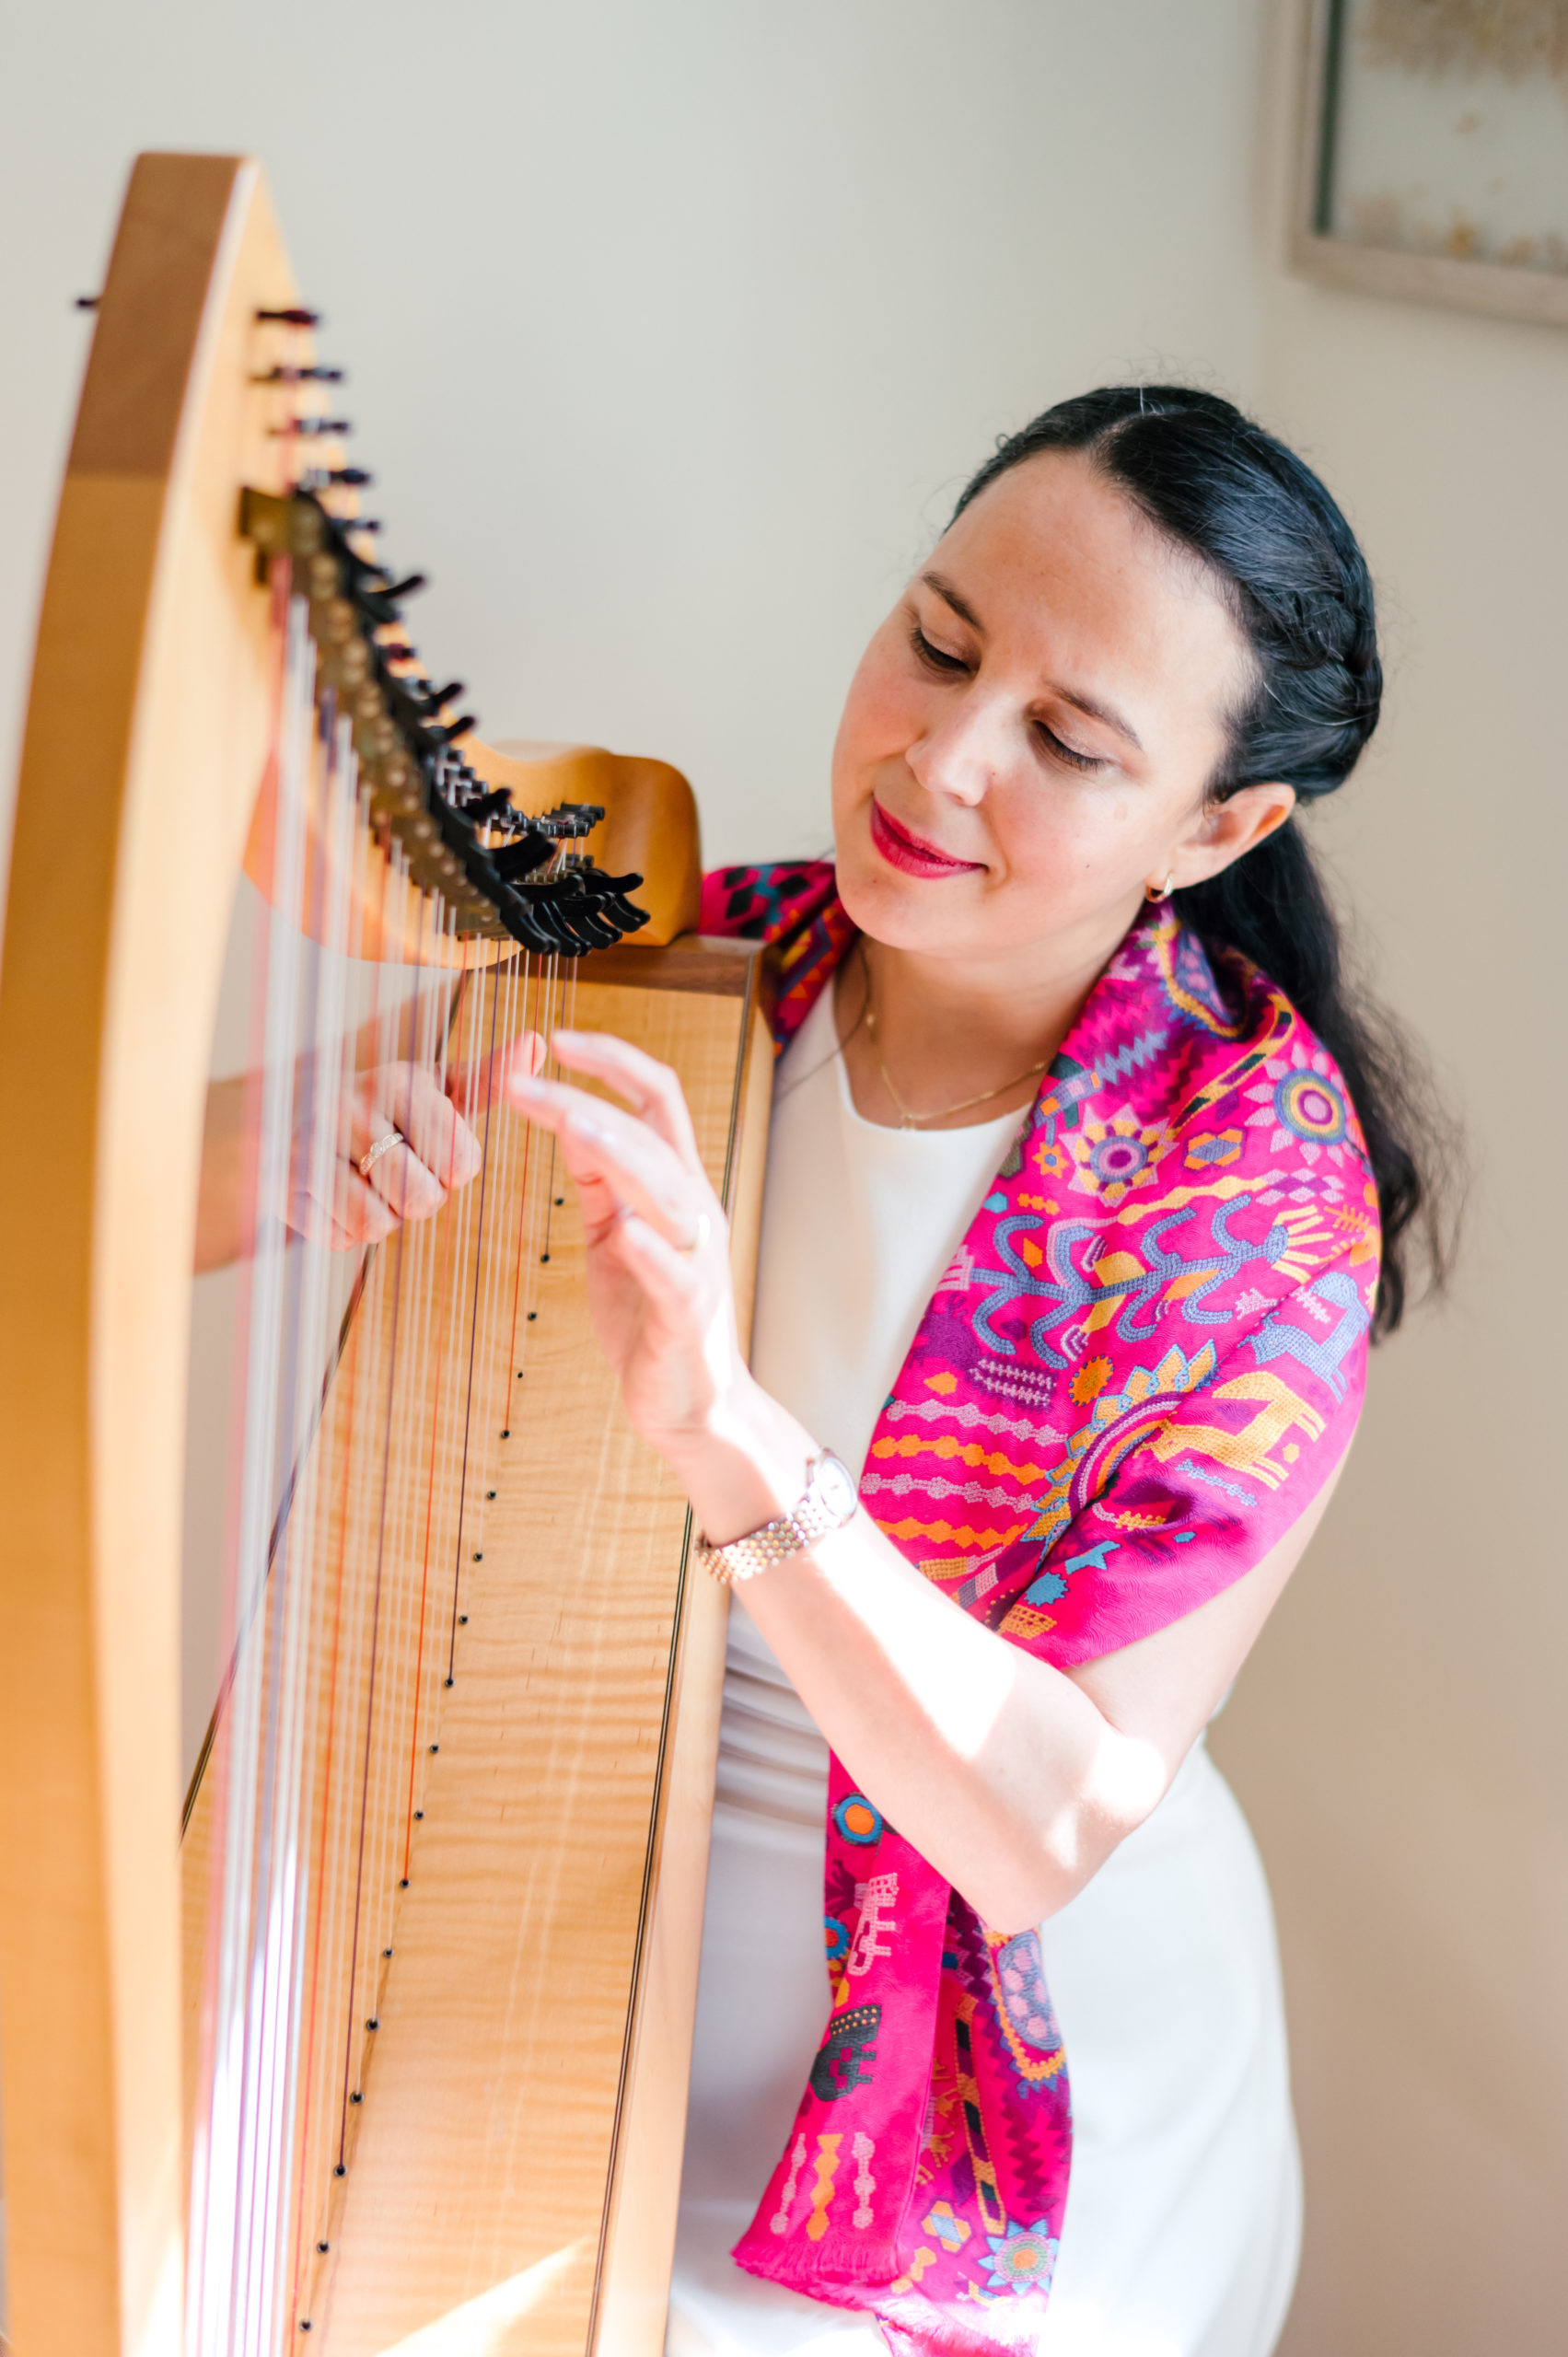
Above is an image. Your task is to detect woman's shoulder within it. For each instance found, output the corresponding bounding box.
[1109,909,1370,1178]
[1047,906,1380,1283]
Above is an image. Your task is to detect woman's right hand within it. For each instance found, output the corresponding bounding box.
[195,1036,543,1272]
[287,1056,486,1250]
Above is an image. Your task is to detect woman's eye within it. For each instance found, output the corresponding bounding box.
[910,622,969,674]
[1035,722,1107,775]
[907,618,1107,772]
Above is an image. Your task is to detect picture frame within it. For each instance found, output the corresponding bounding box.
[1292,0,1568,329]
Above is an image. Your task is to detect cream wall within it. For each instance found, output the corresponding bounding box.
[1202,11,1568,2353]
[0,0,1265,877]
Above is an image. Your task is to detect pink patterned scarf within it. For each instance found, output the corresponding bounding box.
[700,864,1376,2354]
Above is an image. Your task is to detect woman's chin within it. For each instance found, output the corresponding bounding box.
[834,844,987,952]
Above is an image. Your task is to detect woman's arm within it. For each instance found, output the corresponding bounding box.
[511,1028,1344,1935]
[650,1364,1339,1934]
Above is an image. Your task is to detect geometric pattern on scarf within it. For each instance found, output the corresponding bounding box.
[700,862,1376,2354]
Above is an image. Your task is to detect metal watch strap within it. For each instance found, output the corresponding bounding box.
[694,1448,857,1585]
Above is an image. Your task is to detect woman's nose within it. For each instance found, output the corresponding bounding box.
[906,696,1005,807]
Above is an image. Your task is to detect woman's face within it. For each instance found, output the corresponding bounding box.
[830,448,1286,976]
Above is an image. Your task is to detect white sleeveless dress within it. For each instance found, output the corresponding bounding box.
[666,989,1301,2357]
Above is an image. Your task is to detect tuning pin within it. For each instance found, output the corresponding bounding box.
[75,293,100,310]
[327,465,373,487]
[465,787,512,822]
[256,306,322,327]
[253,364,344,384]
[379,572,426,601]
[279,416,353,438]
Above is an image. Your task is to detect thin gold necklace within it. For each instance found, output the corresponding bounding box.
[862,976,1048,1132]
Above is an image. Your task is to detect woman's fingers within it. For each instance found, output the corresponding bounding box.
[610,1207,709,1300]
[373,1062,473,1190]
[297,1034,685,1259]
[510,1071,719,1255]
[448,1033,549,1114]
[285,1178,364,1253]
[364,1134,447,1221]
[390,1062,475,1190]
[346,1072,447,1219]
[315,1162,401,1248]
[549,1031,704,1175]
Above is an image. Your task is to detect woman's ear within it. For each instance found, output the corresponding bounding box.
[1170,783,1296,892]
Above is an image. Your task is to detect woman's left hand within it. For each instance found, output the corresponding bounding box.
[508,1031,750,1460]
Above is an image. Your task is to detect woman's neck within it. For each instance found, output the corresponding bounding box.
[835,929,1121,1132]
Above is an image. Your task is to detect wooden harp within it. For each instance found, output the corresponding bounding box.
[0,152,770,2357]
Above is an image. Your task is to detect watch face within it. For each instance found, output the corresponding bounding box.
[817,1452,859,1521]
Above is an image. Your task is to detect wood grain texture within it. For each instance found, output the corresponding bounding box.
[0,151,296,2357]
[482,741,704,946]
[299,963,767,2355]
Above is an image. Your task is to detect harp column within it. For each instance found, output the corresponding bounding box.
[0,153,293,2356]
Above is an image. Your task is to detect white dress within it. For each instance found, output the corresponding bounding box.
[667,989,1301,2357]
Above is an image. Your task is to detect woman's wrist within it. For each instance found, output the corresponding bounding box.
[661,1374,820,1551]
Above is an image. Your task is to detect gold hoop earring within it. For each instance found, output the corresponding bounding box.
[1145,872,1174,903]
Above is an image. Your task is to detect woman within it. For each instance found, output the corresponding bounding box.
[297,387,1439,2354]
[506,387,1447,2356]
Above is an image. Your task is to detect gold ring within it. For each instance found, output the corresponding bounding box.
[357,1129,405,1179]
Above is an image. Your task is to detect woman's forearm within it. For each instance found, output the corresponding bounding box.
[194,1074,252,1274]
[665,1374,1168,1933]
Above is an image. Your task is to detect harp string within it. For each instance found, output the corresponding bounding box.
[284,712,370,2335]
[366,855,435,2073]
[236,588,316,2356]
[294,726,381,2298]
[511,952,547,1376]
[332,813,399,2168]
[398,923,467,1887]
[190,584,323,2355]
[515,954,552,1380]
[263,696,364,2330]
[378,889,439,1917]
[261,681,357,2345]
[540,948,563,1268]
[197,588,600,2346]
[334,828,417,2170]
[466,952,525,1592]
[445,952,505,1681]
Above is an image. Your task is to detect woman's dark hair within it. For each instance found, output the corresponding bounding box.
[954,384,1456,1338]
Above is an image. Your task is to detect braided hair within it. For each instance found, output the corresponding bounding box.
[954,385,1456,1336]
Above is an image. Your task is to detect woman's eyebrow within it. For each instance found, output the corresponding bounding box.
[921,568,1144,753]
[922,568,984,633]
[1057,683,1144,754]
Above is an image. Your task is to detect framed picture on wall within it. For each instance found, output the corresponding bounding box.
[1293,0,1568,328]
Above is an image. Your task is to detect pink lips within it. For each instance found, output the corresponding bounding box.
[868,798,984,879]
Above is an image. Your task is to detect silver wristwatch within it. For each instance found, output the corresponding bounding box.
[694,1448,859,1585]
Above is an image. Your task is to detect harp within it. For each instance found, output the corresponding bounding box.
[0,152,771,2357]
